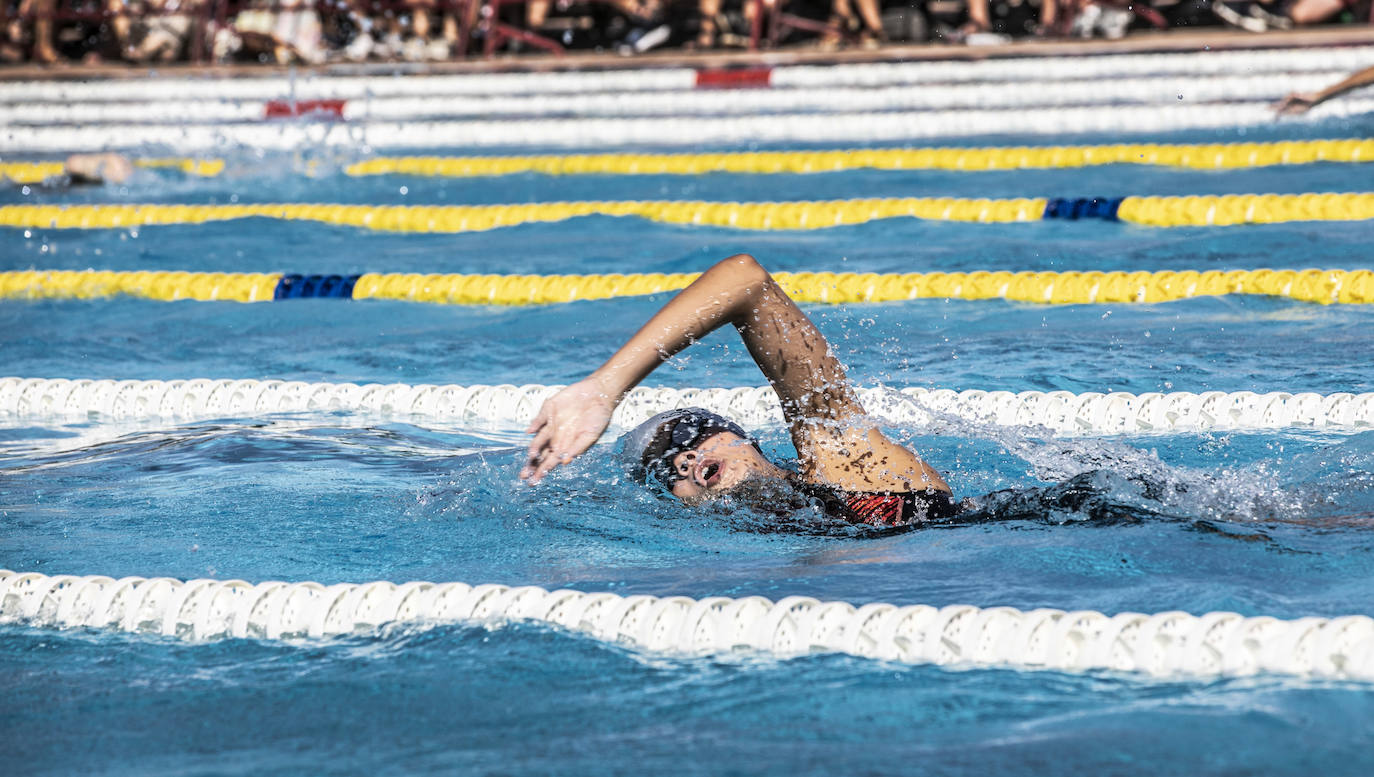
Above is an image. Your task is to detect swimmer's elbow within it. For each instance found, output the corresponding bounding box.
[711,253,771,290]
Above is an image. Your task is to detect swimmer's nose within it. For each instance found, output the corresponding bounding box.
[677,450,697,480]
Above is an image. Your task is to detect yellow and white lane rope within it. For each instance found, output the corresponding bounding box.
[2,570,1371,681]
[10,100,1373,154]
[3,378,1371,437]
[0,46,1364,102]
[4,139,1371,185]
[0,73,1347,124]
[346,140,1374,177]
[2,268,1372,306]
[772,46,1374,88]
[2,193,1373,234]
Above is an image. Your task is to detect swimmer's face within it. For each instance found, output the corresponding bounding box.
[667,431,779,504]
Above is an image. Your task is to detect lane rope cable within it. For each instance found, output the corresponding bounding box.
[3,193,1374,235]
[2,268,1371,306]
[345,140,1374,177]
[2,570,1370,681]
[5,139,1371,185]
[3,378,1371,436]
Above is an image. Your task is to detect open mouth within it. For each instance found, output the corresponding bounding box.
[699,461,720,486]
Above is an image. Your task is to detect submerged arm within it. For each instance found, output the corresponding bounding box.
[522,254,946,493]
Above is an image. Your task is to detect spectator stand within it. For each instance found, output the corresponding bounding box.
[211,0,469,62]
[5,0,214,63]
[1,0,1372,64]
[478,0,563,55]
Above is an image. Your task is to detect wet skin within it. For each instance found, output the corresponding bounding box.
[520,255,947,496]
[668,431,789,504]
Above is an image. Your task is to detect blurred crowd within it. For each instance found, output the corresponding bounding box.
[1,0,1368,65]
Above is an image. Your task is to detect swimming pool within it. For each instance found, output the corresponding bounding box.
[3,50,1374,775]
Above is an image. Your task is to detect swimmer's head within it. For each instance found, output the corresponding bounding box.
[619,408,782,504]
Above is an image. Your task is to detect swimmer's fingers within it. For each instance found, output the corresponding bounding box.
[521,425,556,481]
[529,435,575,483]
[532,451,567,483]
[1273,93,1314,116]
[521,399,562,480]
[520,379,616,484]
[526,424,601,483]
[523,422,583,483]
[525,404,550,435]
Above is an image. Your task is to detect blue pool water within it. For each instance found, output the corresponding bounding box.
[3,122,1374,775]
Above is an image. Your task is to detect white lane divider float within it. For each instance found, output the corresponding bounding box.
[1,377,1371,436]
[0,72,1344,125]
[7,99,1374,154]
[0,46,1366,103]
[2,570,1371,681]
[770,46,1374,89]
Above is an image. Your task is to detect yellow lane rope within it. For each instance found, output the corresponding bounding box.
[4,139,1369,184]
[347,139,1374,177]
[0,158,224,183]
[0,270,280,303]
[135,158,225,176]
[2,193,1373,231]
[0,199,1048,231]
[2,269,1370,305]
[1116,193,1374,226]
[0,161,66,182]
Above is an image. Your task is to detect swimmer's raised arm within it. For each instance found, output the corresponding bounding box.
[1275,64,1374,116]
[523,255,794,483]
[521,254,946,495]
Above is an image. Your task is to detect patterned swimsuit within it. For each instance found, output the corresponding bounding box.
[797,481,962,527]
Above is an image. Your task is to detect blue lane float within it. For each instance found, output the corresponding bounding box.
[1042,197,1124,221]
[273,274,362,300]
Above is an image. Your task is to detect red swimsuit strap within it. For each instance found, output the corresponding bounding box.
[843,493,908,527]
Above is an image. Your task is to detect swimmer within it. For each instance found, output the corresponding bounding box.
[63,153,134,185]
[520,254,960,528]
[1274,63,1374,116]
[3,153,133,189]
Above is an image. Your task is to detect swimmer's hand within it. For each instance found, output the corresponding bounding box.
[1273,91,1317,116]
[521,377,616,484]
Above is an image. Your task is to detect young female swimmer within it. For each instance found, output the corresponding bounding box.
[519,254,960,527]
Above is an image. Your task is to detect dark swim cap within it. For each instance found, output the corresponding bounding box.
[618,407,755,487]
